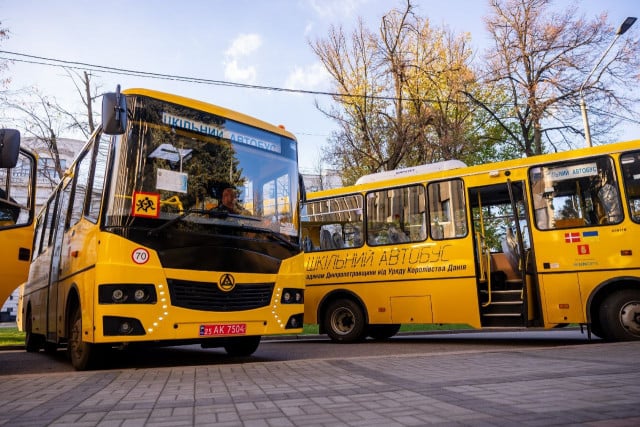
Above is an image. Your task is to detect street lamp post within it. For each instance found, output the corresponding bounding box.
[579,16,636,147]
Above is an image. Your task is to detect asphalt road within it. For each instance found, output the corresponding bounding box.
[0,327,597,375]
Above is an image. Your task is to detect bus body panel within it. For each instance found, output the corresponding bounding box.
[0,225,34,304]
[305,233,482,328]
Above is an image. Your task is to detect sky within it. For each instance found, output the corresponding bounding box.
[1,0,638,172]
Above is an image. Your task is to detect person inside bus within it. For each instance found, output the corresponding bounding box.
[595,169,622,224]
[217,187,239,214]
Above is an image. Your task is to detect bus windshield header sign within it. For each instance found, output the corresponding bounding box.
[543,162,598,182]
[162,112,282,154]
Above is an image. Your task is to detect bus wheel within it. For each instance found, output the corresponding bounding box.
[224,336,261,357]
[368,324,401,340]
[599,289,640,341]
[324,299,366,343]
[25,310,43,353]
[68,307,101,370]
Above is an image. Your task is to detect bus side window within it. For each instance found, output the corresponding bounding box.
[0,190,20,226]
[427,179,466,240]
[592,166,622,224]
[301,194,364,251]
[620,151,640,224]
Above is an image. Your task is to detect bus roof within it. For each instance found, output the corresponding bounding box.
[121,88,297,140]
[309,138,640,199]
[355,160,467,185]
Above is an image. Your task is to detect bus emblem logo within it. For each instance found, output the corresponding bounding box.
[218,274,236,292]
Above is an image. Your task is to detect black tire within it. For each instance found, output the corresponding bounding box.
[43,341,58,355]
[24,310,43,353]
[223,336,261,357]
[68,307,102,370]
[590,319,605,340]
[367,324,401,340]
[598,289,640,341]
[323,298,366,343]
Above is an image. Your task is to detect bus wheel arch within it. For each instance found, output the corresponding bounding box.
[65,287,103,370]
[319,291,368,343]
[588,278,640,341]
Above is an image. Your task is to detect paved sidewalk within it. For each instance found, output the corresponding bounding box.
[1,341,639,426]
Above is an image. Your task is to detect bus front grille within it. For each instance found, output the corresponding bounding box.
[167,279,274,311]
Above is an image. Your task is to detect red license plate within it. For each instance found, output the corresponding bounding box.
[199,323,247,336]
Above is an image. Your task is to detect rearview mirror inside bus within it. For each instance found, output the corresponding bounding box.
[102,87,128,135]
[0,129,21,168]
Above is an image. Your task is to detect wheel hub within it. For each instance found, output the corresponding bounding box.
[332,308,355,335]
[620,301,640,337]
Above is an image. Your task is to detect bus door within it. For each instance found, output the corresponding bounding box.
[468,180,539,328]
[46,179,72,342]
[0,130,37,306]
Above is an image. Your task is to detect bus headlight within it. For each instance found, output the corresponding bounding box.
[134,288,148,303]
[280,288,304,304]
[99,284,157,304]
[112,289,126,303]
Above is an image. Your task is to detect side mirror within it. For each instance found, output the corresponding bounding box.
[0,129,21,168]
[102,85,127,135]
[298,173,307,203]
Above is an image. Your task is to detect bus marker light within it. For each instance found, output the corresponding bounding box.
[559,304,570,309]
[621,250,632,256]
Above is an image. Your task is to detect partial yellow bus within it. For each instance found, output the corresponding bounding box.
[0,129,36,311]
[302,140,640,342]
[21,88,305,369]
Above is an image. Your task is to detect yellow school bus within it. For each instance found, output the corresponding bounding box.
[0,129,37,311]
[302,140,640,342]
[21,88,304,369]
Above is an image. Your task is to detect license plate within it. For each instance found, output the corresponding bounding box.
[199,323,247,336]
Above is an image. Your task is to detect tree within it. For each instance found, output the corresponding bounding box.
[313,1,501,184]
[1,70,101,186]
[4,88,68,186]
[0,22,10,89]
[483,0,640,156]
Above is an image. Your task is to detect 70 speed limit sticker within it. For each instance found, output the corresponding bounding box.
[131,248,150,264]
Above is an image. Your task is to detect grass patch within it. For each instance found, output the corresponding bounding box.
[303,323,471,335]
[0,327,24,346]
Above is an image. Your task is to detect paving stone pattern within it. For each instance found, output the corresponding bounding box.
[1,342,639,426]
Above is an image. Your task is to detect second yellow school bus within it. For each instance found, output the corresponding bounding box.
[301,140,640,342]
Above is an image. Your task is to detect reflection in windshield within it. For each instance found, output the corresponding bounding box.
[104,95,299,243]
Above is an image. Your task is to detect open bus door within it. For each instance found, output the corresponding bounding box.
[469,180,541,328]
[0,129,37,306]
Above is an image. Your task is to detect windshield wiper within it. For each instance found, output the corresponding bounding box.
[234,223,299,250]
[146,209,262,236]
[147,208,227,236]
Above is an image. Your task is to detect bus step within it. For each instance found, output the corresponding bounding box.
[482,312,522,317]
[481,290,522,303]
[481,315,524,327]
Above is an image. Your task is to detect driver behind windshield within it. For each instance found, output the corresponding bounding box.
[218,187,239,214]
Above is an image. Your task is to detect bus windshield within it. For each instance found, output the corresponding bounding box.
[104,95,299,247]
